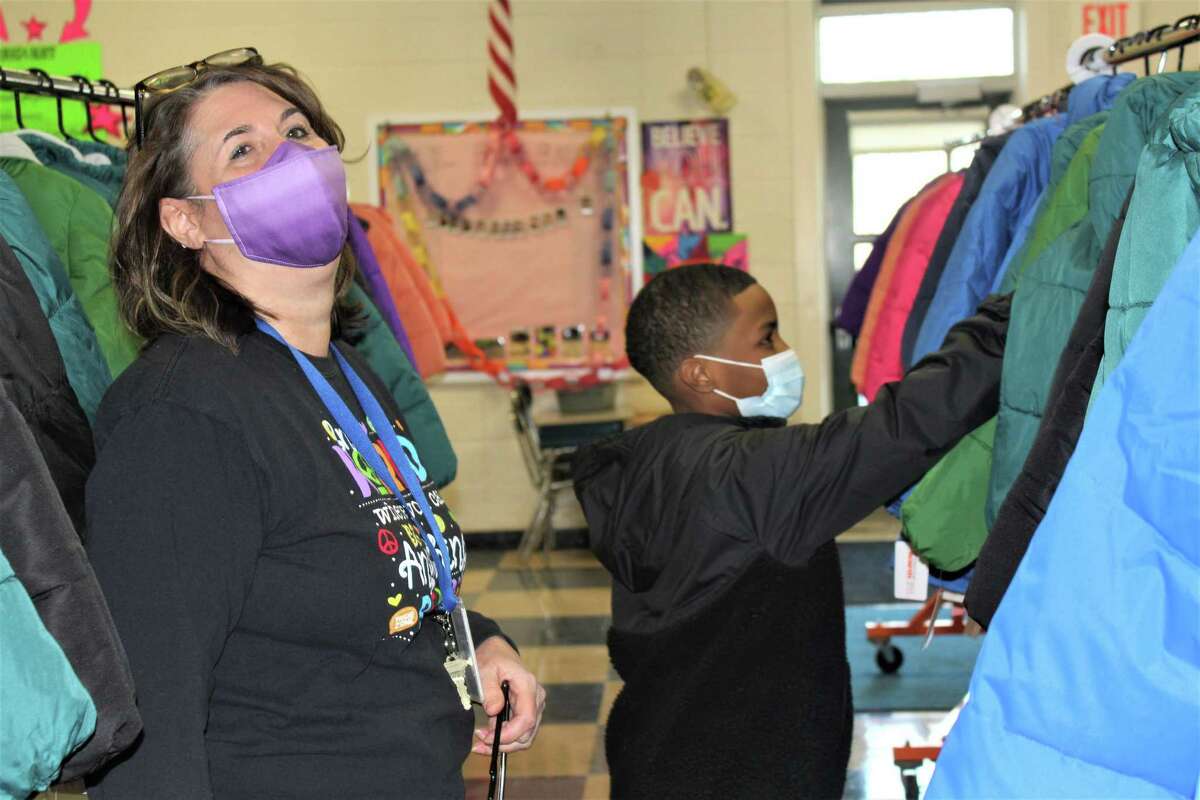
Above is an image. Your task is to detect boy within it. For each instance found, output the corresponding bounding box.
[573,264,1009,799]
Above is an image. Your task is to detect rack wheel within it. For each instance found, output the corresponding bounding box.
[901,771,920,800]
[875,643,904,674]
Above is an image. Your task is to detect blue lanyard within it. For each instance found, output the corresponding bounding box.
[257,319,459,612]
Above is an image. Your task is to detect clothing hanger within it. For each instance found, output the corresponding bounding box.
[0,67,27,129]
[96,78,130,141]
[25,68,76,142]
[70,75,104,143]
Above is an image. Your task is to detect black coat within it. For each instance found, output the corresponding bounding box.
[0,233,141,780]
[966,188,1133,629]
[574,295,1010,799]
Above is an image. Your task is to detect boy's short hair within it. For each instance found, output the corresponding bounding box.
[625,264,758,398]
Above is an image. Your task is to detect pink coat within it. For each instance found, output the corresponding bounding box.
[860,173,964,400]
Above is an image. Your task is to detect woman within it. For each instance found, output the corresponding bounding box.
[85,51,544,798]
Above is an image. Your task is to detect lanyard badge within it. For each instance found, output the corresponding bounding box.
[257,319,483,707]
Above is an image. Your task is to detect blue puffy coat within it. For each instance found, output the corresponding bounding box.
[927,230,1200,799]
[910,74,1131,363]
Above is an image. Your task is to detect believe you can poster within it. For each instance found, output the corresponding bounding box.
[641,119,732,235]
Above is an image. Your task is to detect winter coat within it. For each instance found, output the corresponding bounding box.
[0,233,94,531]
[0,170,110,422]
[990,74,1200,526]
[851,183,939,389]
[18,132,126,208]
[0,157,141,377]
[1092,80,1200,399]
[0,233,143,779]
[901,416,995,572]
[342,282,458,488]
[966,187,1132,628]
[899,75,1140,564]
[346,211,416,367]
[836,200,909,337]
[993,112,1115,295]
[0,496,96,797]
[908,118,1065,363]
[342,209,421,373]
[861,173,964,400]
[573,296,1010,799]
[901,132,1010,367]
[910,74,1132,365]
[351,204,449,377]
[928,229,1200,800]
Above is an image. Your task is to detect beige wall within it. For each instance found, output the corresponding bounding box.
[3,0,1193,532]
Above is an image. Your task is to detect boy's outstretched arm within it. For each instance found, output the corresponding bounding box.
[717,293,1010,566]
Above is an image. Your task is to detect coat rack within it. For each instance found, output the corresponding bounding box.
[1009,13,1198,132]
[0,65,135,141]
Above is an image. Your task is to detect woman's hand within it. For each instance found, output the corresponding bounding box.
[471,636,546,755]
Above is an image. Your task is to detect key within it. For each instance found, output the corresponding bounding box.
[444,656,473,710]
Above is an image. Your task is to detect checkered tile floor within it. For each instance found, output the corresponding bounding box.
[461,548,617,800]
[460,542,948,800]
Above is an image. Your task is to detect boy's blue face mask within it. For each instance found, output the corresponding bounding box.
[694,350,805,419]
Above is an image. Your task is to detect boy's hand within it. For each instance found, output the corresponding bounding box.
[472,636,546,755]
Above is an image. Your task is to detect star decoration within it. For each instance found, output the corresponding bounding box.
[21,16,47,41]
[89,104,124,139]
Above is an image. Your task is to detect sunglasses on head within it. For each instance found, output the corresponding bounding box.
[134,47,262,147]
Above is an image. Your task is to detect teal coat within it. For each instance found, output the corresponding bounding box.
[344,283,458,488]
[0,171,110,422]
[1092,81,1200,399]
[17,132,125,208]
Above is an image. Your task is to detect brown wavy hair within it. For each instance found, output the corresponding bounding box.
[111,62,357,351]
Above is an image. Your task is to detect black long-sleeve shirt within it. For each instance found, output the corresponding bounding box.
[85,331,503,799]
[573,294,1010,799]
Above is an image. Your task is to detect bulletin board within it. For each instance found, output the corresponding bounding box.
[368,109,642,374]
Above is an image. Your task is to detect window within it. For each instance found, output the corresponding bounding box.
[848,112,986,238]
[949,142,980,171]
[851,151,947,235]
[853,241,874,272]
[819,7,1015,85]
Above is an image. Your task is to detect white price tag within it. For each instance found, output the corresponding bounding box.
[894,540,929,601]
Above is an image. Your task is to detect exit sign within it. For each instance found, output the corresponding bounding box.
[1082,3,1130,37]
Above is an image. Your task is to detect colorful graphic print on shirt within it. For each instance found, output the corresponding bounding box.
[321,413,466,643]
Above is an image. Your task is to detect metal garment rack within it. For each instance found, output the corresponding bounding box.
[944,13,1200,154]
[0,64,135,139]
[1027,12,1200,119]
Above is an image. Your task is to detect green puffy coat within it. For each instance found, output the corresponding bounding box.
[902,417,995,572]
[344,283,458,488]
[1093,81,1200,399]
[988,73,1200,525]
[0,171,110,422]
[0,158,142,378]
